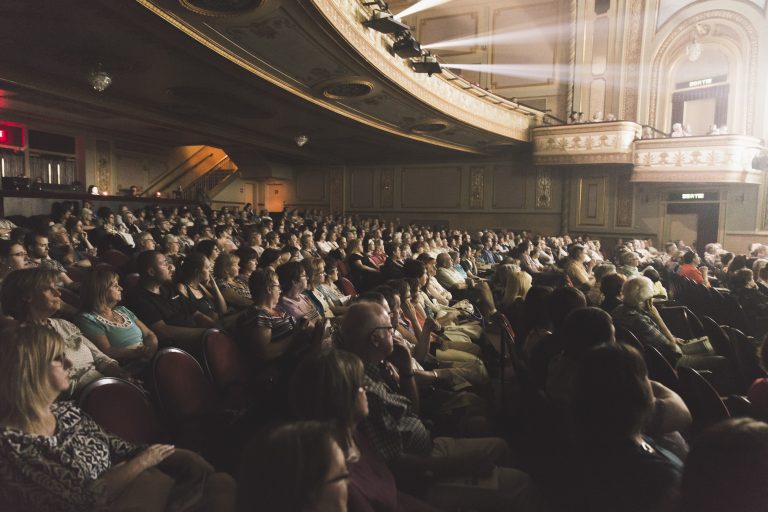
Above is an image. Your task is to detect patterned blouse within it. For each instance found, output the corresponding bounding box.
[0,402,142,512]
[216,277,252,300]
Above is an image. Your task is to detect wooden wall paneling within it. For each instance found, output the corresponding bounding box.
[349,168,375,208]
[492,165,526,209]
[380,167,394,208]
[491,2,559,89]
[419,12,479,57]
[295,169,327,203]
[615,170,634,227]
[329,167,344,214]
[578,176,608,226]
[400,167,461,208]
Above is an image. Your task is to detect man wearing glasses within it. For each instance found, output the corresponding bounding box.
[339,302,538,511]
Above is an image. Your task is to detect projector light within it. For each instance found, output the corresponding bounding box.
[411,54,442,76]
[363,11,409,34]
[393,36,422,58]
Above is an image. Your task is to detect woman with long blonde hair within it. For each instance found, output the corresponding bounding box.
[0,324,236,511]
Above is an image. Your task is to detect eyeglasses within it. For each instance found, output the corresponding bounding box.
[10,251,27,257]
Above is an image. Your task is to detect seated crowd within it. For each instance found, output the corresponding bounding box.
[2,202,768,511]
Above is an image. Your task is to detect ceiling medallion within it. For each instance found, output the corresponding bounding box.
[322,81,374,100]
[179,0,261,16]
[410,122,448,134]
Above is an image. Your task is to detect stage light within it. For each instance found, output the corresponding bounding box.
[393,33,422,58]
[411,53,441,76]
[363,10,409,34]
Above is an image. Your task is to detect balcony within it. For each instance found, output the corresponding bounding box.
[631,135,765,184]
[532,121,640,166]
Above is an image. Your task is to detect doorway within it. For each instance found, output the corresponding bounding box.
[266,183,285,213]
[664,202,719,254]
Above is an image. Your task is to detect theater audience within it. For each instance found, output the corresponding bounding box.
[730,268,768,318]
[600,272,626,313]
[175,251,228,324]
[238,268,313,372]
[239,421,349,512]
[75,268,158,372]
[678,251,710,287]
[214,252,252,310]
[277,261,322,325]
[0,238,28,282]
[124,250,213,351]
[2,268,130,396]
[339,302,538,511]
[586,263,615,306]
[24,230,75,287]
[290,349,437,512]
[570,343,683,512]
[347,238,381,292]
[564,244,595,290]
[0,324,236,512]
[435,252,497,318]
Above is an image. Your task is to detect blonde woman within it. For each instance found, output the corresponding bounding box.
[214,252,252,310]
[501,270,533,311]
[74,268,158,369]
[0,324,236,511]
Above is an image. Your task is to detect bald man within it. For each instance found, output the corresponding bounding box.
[339,302,538,511]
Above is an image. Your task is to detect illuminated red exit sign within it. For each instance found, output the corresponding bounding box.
[0,130,5,141]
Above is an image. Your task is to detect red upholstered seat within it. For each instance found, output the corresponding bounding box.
[153,347,218,419]
[79,377,165,444]
[339,277,357,296]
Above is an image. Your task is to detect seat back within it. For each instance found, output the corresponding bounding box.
[59,287,81,310]
[153,347,217,419]
[700,315,744,390]
[658,306,703,339]
[615,326,644,353]
[202,329,252,407]
[79,377,164,444]
[336,260,351,278]
[339,277,357,296]
[100,249,131,271]
[644,345,679,392]
[677,366,730,435]
[122,272,141,289]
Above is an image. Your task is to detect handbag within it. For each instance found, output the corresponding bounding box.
[679,336,716,356]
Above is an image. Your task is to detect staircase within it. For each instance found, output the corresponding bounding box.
[182,165,236,202]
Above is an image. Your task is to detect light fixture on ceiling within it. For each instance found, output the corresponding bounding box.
[392,32,422,58]
[89,63,113,92]
[686,24,706,62]
[411,53,442,76]
[294,134,309,147]
[362,1,409,34]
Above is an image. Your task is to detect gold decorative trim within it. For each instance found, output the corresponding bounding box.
[179,0,262,17]
[620,0,645,120]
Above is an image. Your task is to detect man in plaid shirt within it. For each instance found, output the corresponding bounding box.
[339,302,539,511]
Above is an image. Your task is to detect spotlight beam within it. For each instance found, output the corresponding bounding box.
[442,63,629,83]
[394,0,454,19]
[422,26,565,50]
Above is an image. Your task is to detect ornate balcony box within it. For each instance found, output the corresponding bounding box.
[631,135,765,184]
[532,121,641,166]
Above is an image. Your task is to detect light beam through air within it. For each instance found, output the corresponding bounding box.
[422,26,564,50]
[394,0,454,19]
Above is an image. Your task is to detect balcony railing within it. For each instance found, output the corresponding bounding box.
[532,121,641,165]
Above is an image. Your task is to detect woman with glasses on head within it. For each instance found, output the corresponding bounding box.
[290,349,437,512]
[74,268,158,373]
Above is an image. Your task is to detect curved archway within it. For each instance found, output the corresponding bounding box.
[648,10,759,135]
